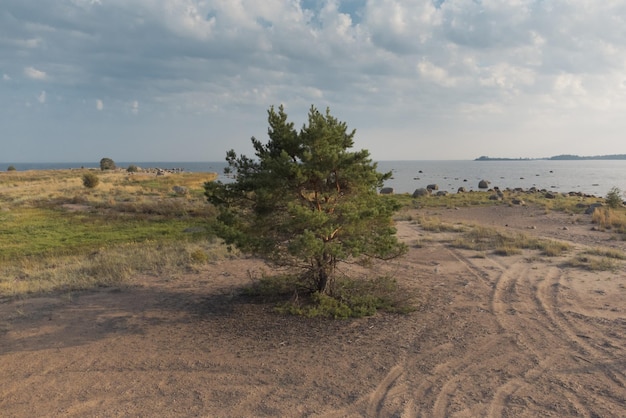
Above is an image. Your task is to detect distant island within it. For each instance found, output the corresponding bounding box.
[475,154,626,161]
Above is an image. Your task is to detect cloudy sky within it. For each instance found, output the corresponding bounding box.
[2,0,626,162]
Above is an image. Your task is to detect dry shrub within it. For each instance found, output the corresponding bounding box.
[592,207,626,232]
[540,240,570,257]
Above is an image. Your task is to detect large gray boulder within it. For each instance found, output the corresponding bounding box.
[478,179,490,189]
[427,184,439,191]
[412,188,430,198]
[585,203,604,215]
[380,187,394,195]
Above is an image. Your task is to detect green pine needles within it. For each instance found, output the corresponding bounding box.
[205,105,407,296]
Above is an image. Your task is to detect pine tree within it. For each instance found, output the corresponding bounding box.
[205,105,406,295]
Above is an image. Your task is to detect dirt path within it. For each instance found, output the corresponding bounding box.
[1,206,625,417]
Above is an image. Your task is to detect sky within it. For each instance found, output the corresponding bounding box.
[2,0,626,163]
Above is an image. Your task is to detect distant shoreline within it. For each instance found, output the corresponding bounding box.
[475,154,626,161]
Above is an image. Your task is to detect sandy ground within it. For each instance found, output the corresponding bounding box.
[1,205,625,417]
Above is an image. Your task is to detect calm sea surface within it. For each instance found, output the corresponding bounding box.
[376,160,626,197]
[5,160,626,197]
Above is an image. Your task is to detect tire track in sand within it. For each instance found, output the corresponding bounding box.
[364,364,409,418]
[319,364,415,418]
[530,266,626,408]
[485,258,594,417]
[321,224,625,417]
[485,257,625,416]
[323,243,517,418]
[449,250,592,417]
[410,247,526,417]
[414,235,624,417]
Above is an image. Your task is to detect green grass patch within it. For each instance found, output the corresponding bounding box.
[0,207,208,261]
[244,274,416,318]
[397,191,502,209]
[396,190,601,213]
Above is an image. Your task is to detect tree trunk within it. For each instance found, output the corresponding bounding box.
[317,270,329,294]
[314,257,335,295]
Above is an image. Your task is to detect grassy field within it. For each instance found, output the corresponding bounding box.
[0,168,225,297]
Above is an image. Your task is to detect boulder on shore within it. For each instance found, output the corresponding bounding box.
[380,187,394,195]
[478,180,490,189]
[585,203,604,215]
[412,188,430,198]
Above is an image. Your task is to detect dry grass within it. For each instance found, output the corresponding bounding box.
[0,168,222,298]
[448,225,570,257]
[591,207,626,233]
[0,169,216,207]
[564,255,621,272]
[0,240,236,297]
[583,246,626,260]
[415,216,467,233]
[540,241,571,257]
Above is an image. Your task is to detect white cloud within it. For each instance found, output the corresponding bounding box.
[554,74,586,96]
[37,91,46,104]
[364,0,440,53]
[3,0,626,161]
[418,59,456,87]
[154,0,216,40]
[24,67,47,80]
[479,63,535,92]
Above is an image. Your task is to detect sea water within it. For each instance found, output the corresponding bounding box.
[4,160,626,198]
[376,160,626,197]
